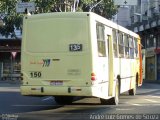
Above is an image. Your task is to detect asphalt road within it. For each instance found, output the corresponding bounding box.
[0,82,160,120]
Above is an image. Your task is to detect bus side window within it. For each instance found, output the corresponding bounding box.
[129,37,134,59]
[124,34,129,58]
[112,29,118,58]
[118,32,124,58]
[96,23,106,57]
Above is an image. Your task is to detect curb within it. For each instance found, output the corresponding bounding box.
[144,80,160,84]
[0,80,21,87]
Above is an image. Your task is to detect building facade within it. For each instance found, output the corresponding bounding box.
[113,6,131,27]
[128,0,160,81]
[0,38,21,81]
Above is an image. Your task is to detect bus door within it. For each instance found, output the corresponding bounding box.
[105,27,113,96]
[107,34,114,96]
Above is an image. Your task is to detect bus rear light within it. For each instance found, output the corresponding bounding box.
[91,76,96,81]
[91,73,96,76]
[91,73,96,81]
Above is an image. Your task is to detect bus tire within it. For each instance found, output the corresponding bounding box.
[128,81,136,96]
[54,96,74,105]
[100,80,119,105]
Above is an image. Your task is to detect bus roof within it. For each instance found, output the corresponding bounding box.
[25,12,140,39]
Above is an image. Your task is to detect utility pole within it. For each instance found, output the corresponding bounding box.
[89,0,103,12]
[73,0,79,12]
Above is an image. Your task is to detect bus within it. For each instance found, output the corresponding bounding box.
[20,12,142,105]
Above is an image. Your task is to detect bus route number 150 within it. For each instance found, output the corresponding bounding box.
[30,71,42,78]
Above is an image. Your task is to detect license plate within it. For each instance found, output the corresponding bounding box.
[50,81,63,86]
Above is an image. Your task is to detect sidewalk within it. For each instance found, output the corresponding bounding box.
[144,80,160,84]
[141,82,160,89]
[0,79,20,92]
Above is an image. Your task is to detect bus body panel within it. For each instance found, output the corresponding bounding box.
[21,14,92,87]
[21,12,112,99]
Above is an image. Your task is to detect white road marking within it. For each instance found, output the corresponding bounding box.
[147,95,160,99]
[130,103,141,106]
[116,108,133,111]
[144,99,158,103]
[42,97,53,101]
[12,104,58,107]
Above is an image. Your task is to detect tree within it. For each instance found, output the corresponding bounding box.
[0,0,58,38]
[81,0,117,19]
[0,0,117,38]
[0,0,23,38]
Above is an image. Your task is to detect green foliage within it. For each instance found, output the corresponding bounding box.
[0,0,117,38]
[34,0,57,13]
[97,0,117,19]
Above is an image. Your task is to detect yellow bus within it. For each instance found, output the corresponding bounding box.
[20,12,142,105]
